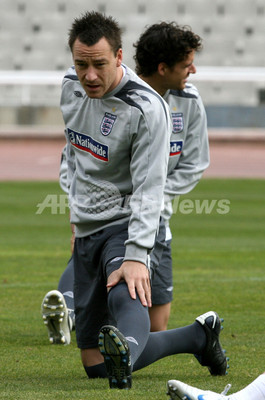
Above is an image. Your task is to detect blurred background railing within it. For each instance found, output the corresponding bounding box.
[1,0,265,136]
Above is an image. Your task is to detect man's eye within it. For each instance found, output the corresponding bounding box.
[76,63,86,68]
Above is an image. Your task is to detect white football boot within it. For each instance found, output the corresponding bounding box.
[41,290,72,345]
[167,379,231,400]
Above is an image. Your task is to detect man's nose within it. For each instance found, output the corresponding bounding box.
[189,63,196,74]
[85,67,97,81]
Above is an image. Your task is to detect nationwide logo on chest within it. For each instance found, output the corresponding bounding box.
[172,112,184,133]
[170,140,183,156]
[68,128,109,162]
[100,112,117,136]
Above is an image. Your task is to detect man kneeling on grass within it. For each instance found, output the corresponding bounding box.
[42,11,227,390]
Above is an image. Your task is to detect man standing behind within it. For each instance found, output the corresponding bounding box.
[134,22,210,331]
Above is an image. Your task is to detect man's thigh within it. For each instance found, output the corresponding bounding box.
[74,222,129,348]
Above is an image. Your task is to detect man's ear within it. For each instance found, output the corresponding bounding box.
[157,62,168,76]
[116,48,123,67]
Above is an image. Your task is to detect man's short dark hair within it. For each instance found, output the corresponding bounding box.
[134,22,202,76]
[68,11,122,54]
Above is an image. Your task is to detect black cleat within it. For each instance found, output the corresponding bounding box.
[195,311,228,376]
[98,325,132,389]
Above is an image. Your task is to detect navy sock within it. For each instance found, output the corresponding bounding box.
[58,256,75,322]
[84,363,107,379]
[133,321,206,371]
[107,282,150,367]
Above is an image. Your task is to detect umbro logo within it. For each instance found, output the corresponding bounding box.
[125,336,139,346]
[74,90,83,98]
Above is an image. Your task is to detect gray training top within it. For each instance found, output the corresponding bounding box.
[162,84,210,227]
[60,64,171,266]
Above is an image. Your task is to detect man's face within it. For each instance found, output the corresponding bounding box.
[164,50,196,91]
[72,37,123,98]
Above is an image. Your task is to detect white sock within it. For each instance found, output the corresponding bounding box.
[229,373,265,400]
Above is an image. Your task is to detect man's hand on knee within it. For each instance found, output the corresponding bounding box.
[107,261,151,308]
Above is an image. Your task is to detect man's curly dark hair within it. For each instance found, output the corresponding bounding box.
[134,22,202,76]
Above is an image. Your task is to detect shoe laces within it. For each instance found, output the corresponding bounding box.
[221,384,232,396]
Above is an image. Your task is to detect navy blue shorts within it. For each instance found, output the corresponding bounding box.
[73,222,129,349]
[150,218,173,305]
[151,239,173,305]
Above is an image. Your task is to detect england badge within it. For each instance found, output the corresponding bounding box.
[172,112,184,133]
[100,112,117,136]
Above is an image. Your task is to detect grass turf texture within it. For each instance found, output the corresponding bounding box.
[0,179,264,400]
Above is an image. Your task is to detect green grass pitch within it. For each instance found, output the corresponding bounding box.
[0,179,264,399]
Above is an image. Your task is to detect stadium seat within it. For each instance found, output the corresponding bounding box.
[191,80,258,107]
[1,0,265,116]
